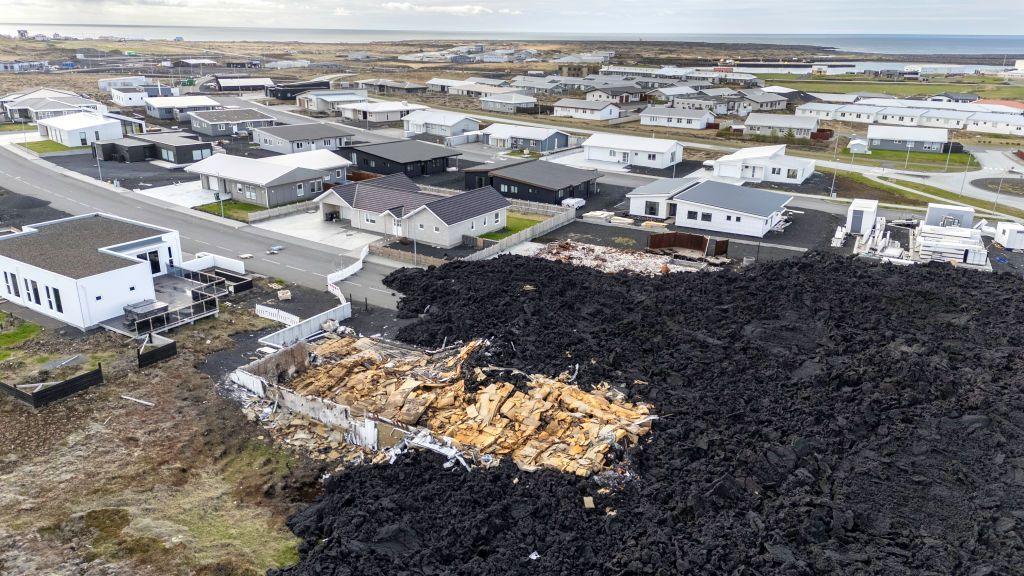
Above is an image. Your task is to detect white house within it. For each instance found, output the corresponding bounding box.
[965,113,1024,136]
[334,101,429,123]
[0,213,183,330]
[110,87,148,107]
[875,107,927,127]
[918,110,974,130]
[402,110,480,137]
[796,102,842,120]
[250,123,354,154]
[834,105,881,124]
[626,179,792,237]
[259,149,352,184]
[708,144,816,185]
[647,86,698,102]
[37,112,123,147]
[743,113,819,138]
[639,106,715,130]
[186,153,328,208]
[479,92,537,114]
[98,76,148,92]
[866,125,949,154]
[552,98,620,120]
[315,173,511,248]
[582,133,684,169]
[296,90,368,113]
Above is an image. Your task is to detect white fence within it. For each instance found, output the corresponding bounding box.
[258,303,353,348]
[181,252,247,274]
[246,200,319,223]
[463,205,576,261]
[326,245,369,284]
[255,304,301,326]
[509,199,570,217]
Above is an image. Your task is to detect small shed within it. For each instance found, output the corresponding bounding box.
[846,199,878,236]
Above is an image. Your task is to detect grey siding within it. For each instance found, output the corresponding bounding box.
[209,175,324,207]
[870,138,945,154]
[190,118,275,137]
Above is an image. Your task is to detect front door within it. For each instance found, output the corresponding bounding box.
[621,152,629,163]
[393,217,403,236]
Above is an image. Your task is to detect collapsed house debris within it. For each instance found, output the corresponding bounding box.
[231,336,654,476]
[526,240,718,275]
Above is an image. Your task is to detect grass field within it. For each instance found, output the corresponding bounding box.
[195,200,265,222]
[17,140,88,153]
[754,75,1024,100]
[817,169,930,206]
[0,313,42,363]
[0,123,32,132]
[480,213,545,241]
[878,176,1024,219]
[799,147,977,173]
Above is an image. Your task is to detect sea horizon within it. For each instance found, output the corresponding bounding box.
[3,23,1024,55]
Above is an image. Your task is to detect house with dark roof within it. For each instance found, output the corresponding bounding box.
[316,173,510,247]
[251,123,354,154]
[186,153,329,207]
[626,179,792,237]
[463,160,599,204]
[584,85,646,104]
[265,80,333,100]
[341,140,462,178]
[187,108,276,137]
[93,132,214,165]
[0,213,183,330]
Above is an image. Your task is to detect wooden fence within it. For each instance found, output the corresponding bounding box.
[0,365,104,408]
[648,231,728,257]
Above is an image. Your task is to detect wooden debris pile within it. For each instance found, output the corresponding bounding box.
[288,336,654,476]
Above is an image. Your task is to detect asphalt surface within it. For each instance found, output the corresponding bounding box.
[0,145,403,310]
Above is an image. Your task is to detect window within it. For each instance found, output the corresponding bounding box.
[130,286,135,291]
[771,167,782,175]
[471,221,475,230]
[296,142,303,149]
[96,296,102,301]
[45,286,53,309]
[336,169,343,179]
[647,153,657,161]
[686,211,698,220]
[296,182,304,197]
[364,214,376,224]
[9,273,18,298]
[494,212,500,224]
[418,223,424,230]
[500,183,508,192]
[787,169,798,179]
[324,139,332,146]
[609,150,616,157]
[644,201,659,216]
[30,280,40,305]
[726,215,733,221]
[701,212,712,222]
[433,226,439,233]
[53,287,62,313]
[510,185,518,194]
[2,272,9,295]
[736,216,742,222]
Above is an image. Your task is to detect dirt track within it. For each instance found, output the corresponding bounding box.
[273,253,1024,575]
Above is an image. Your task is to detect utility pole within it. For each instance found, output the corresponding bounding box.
[960,155,971,194]
[944,144,953,172]
[993,175,1004,212]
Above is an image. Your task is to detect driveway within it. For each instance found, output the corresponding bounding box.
[136,180,216,208]
[255,211,380,253]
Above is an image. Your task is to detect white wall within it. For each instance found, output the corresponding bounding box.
[553,105,619,120]
[0,256,89,329]
[46,120,122,146]
[673,202,779,237]
[76,263,157,328]
[627,196,671,218]
[112,91,147,107]
[584,143,682,168]
[640,114,711,129]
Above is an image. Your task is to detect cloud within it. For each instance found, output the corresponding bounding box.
[333,6,351,15]
[497,8,521,14]
[381,2,493,15]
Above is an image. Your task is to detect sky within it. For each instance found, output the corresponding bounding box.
[5,0,1024,35]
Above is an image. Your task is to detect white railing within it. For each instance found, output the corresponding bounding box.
[255,304,301,326]
[463,206,576,261]
[258,303,353,348]
[326,245,369,284]
[181,252,247,274]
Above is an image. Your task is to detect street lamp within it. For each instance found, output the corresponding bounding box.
[904,142,913,170]
[960,154,971,194]
[993,175,1004,212]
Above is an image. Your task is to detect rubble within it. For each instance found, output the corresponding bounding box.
[274,336,654,476]
[531,240,711,275]
[273,253,1024,576]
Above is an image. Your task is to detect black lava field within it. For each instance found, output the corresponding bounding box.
[273,254,1024,576]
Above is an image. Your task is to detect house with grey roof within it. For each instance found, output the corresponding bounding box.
[743,113,819,139]
[739,89,789,112]
[187,108,276,137]
[463,159,599,204]
[552,98,621,120]
[640,106,716,129]
[341,140,462,178]
[627,179,792,237]
[0,213,184,330]
[480,92,537,114]
[251,123,354,154]
[186,153,328,207]
[315,173,510,248]
[585,85,645,104]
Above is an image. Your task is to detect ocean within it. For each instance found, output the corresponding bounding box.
[2,24,1024,57]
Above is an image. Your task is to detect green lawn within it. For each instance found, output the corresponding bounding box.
[480,214,545,241]
[752,77,1024,100]
[797,148,977,173]
[0,123,32,132]
[17,140,88,153]
[195,200,265,222]
[878,176,1024,220]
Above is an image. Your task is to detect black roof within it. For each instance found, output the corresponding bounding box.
[352,140,462,164]
[0,214,166,279]
[255,123,354,140]
[421,186,510,225]
[486,160,599,191]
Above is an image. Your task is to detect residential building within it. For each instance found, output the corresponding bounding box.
[552,99,620,120]
[672,94,752,117]
[186,153,327,207]
[265,80,332,100]
[918,110,976,130]
[875,107,927,127]
[173,58,218,68]
[144,95,220,121]
[342,140,462,177]
[402,110,480,137]
[94,132,214,165]
[2,89,107,122]
[582,133,684,169]
[296,90,368,113]
[585,86,645,104]
[639,106,715,130]
[334,101,429,124]
[448,83,522,98]
[110,87,148,107]
[256,149,352,184]
[965,113,1024,136]
[834,105,882,124]
[928,92,979,104]
[214,77,275,91]
[866,125,949,153]
[37,112,122,147]
[708,144,816,185]
[251,123,354,154]
[479,92,537,114]
[463,160,598,204]
[426,78,469,93]
[479,124,570,152]
[647,86,698,102]
[0,213,183,330]
[187,108,276,137]
[795,102,842,120]
[316,173,510,248]
[0,60,49,73]
[743,113,819,138]
[739,89,789,112]
[356,79,427,95]
[510,76,566,94]
[626,179,792,237]
[98,76,147,92]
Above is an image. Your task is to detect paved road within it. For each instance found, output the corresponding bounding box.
[0,146,403,309]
